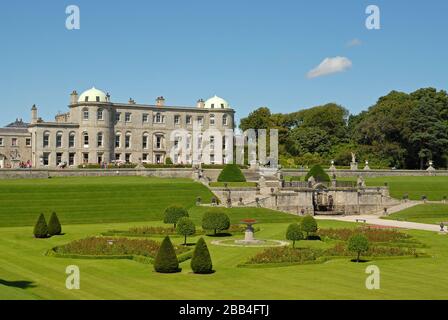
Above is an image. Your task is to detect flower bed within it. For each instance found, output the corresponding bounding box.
[317,227,413,243]
[53,237,189,257]
[246,247,321,265]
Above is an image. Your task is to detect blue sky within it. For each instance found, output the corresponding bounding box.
[0,0,447,126]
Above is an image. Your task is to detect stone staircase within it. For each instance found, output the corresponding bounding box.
[373,200,423,216]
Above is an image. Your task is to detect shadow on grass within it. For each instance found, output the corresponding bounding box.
[205,233,233,238]
[350,259,371,263]
[0,279,36,289]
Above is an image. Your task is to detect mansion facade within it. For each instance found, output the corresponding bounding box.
[0,87,235,169]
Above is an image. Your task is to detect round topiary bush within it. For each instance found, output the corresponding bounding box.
[201,210,230,235]
[165,157,173,165]
[347,234,370,262]
[286,223,304,248]
[300,215,318,239]
[33,213,49,238]
[191,237,213,274]
[217,164,246,182]
[304,165,330,182]
[154,236,181,273]
[176,217,196,245]
[163,205,189,228]
[48,212,62,236]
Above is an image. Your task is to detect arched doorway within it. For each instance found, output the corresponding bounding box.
[312,184,334,214]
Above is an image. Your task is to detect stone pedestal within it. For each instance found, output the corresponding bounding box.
[350,162,358,170]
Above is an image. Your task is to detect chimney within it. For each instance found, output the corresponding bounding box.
[70,90,78,105]
[129,98,136,104]
[31,104,38,124]
[156,96,165,107]
[197,99,205,108]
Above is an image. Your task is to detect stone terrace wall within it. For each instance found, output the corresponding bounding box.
[281,169,448,177]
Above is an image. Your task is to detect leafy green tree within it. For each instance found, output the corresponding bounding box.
[286,223,304,248]
[217,164,246,182]
[176,217,196,245]
[48,212,62,236]
[165,157,173,165]
[347,234,370,262]
[33,213,49,238]
[154,236,180,273]
[239,107,273,134]
[191,237,213,274]
[300,215,318,238]
[286,127,332,156]
[202,211,230,235]
[163,205,189,228]
[304,165,330,182]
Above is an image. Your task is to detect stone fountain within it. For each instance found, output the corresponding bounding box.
[235,219,265,245]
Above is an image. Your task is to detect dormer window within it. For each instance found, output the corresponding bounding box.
[211,104,215,109]
[96,96,100,102]
[84,96,89,102]
[221,104,224,109]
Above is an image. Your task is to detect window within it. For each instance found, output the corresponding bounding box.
[69,132,75,148]
[56,132,62,148]
[209,114,215,126]
[97,153,103,164]
[83,108,89,120]
[155,154,161,164]
[84,96,89,102]
[0,137,4,146]
[174,115,180,125]
[223,115,228,126]
[56,153,63,166]
[97,132,103,148]
[210,154,215,164]
[43,132,50,148]
[221,103,225,109]
[115,112,121,122]
[197,116,203,125]
[83,132,89,147]
[115,133,121,148]
[142,153,148,161]
[125,153,131,163]
[83,153,89,163]
[210,136,215,150]
[125,133,131,148]
[223,136,227,150]
[154,113,163,123]
[143,114,149,123]
[69,153,75,166]
[156,136,162,149]
[211,104,215,109]
[97,109,104,120]
[43,153,50,166]
[125,113,131,122]
[115,153,121,161]
[96,96,100,102]
[142,134,149,149]
[26,138,31,146]
[11,138,18,147]
[197,135,202,149]
[186,115,192,124]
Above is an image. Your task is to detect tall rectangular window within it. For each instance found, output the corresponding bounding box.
[97,133,103,148]
[43,133,49,148]
[26,138,31,146]
[197,117,203,125]
[142,135,148,149]
[0,137,4,146]
[125,113,131,122]
[56,134,62,148]
[56,153,63,166]
[69,134,75,148]
[43,153,50,166]
[125,134,131,148]
[69,153,75,166]
[125,153,131,163]
[156,136,162,149]
[143,114,149,123]
[186,115,192,124]
[115,134,121,148]
[11,138,18,147]
[115,112,121,122]
[83,153,89,163]
[174,115,180,124]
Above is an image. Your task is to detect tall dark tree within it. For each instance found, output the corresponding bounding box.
[48,212,62,236]
[33,213,49,238]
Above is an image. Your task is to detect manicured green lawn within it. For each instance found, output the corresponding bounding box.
[384,203,448,225]
[0,176,214,227]
[1,176,448,300]
[1,219,448,300]
[338,176,448,201]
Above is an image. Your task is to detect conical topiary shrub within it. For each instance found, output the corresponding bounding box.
[304,164,330,182]
[48,212,62,236]
[33,213,49,238]
[191,237,213,274]
[154,236,181,273]
[217,164,246,182]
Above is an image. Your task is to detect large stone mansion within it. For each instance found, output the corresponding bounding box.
[0,87,235,169]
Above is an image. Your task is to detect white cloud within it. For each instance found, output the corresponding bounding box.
[347,38,362,47]
[306,56,352,79]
